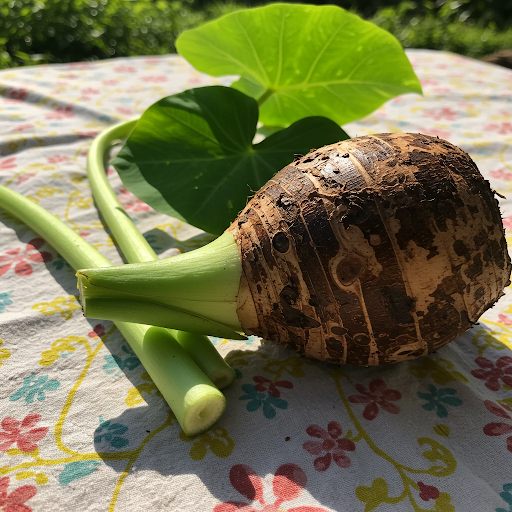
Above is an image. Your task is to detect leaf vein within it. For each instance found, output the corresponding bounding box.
[236,17,270,85]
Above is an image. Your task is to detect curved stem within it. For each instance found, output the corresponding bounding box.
[0,185,225,436]
[87,120,237,389]
[0,185,110,270]
[87,119,156,263]
[257,88,274,107]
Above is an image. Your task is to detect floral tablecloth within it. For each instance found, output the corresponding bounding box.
[1,50,512,512]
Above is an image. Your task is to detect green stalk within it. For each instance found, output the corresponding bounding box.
[257,88,274,106]
[77,231,244,335]
[86,120,237,388]
[78,126,246,341]
[169,330,236,390]
[0,185,225,436]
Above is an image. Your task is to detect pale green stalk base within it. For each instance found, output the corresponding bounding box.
[79,296,241,339]
[77,230,245,339]
[86,119,156,264]
[170,330,236,389]
[86,119,239,388]
[134,327,226,436]
[0,184,225,436]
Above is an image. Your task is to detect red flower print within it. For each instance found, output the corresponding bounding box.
[81,87,100,95]
[47,155,69,164]
[429,87,453,96]
[0,477,37,512]
[471,356,512,391]
[0,238,53,277]
[498,314,512,326]
[88,324,106,339]
[14,124,34,133]
[423,107,459,121]
[69,62,91,69]
[419,79,439,87]
[503,217,512,231]
[303,421,355,471]
[484,122,512,135]
[116,107,133,116]
[7,88,28,101]
[483,400,512,453]
[45,105,74,120]
[0,158,17,170]
[214,464,328,512]
[0,414,48,452]
[253,376,293,398]
[417,481,440,501]
[15,174,36,185]
[118,187,150,212]
[102,79,118,86]
[489,170,512,181]
[77,131,98,139]
[144,75,168,83]
[113,65,136,73]
[348,379,401,420]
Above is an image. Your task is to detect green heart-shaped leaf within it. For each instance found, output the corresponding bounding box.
[176,3,422,127]
[113,86,348,235]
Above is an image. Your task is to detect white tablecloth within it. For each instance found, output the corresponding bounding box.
[1,50,512,511]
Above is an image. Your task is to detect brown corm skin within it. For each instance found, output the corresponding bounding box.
[228,133,512,366]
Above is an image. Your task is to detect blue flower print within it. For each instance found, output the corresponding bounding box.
[209,335,257,346]
[59,460,101,486]
[52,254,73,271]
[9,373,61,403]
[497,482,512,512]
[0,291,13,313]
[103,344,141,376]
[239,384,288,419]
[143,232,162,252]
[418,384,462,418]
[94,416,129,449]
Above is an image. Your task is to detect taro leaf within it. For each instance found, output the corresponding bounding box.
[113,86,348,235]
[176,3,422,128]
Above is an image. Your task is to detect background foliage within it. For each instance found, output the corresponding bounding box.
[1,0,511,69]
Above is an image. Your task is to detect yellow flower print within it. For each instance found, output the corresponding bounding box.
[32,295,81,320]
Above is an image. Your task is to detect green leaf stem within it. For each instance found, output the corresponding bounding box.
[0,185,226,436]
[86,119,237,387]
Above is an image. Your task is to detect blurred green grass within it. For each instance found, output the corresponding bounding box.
[1,0,511,69]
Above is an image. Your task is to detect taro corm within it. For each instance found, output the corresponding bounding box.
[78,133,511,366]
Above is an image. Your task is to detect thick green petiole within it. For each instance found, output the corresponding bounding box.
[126,326,226,435]
[86,120,238,386]
[77,230,244,336]
[169,330,236,391]
[0,184,225,436]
